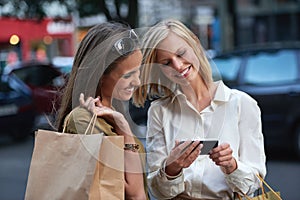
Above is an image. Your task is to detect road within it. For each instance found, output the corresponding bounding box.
[0,136,34,200]
[0,135,299,200]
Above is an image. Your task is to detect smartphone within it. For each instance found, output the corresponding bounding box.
[179,139,218,155]
[199,140,219,154]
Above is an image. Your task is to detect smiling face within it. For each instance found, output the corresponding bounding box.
[156,32,200,86]
[101,50,142,102]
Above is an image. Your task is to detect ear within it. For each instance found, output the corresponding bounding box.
[96,77,103,99]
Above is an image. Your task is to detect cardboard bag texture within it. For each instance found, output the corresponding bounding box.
[25,129,124,200]
[91,136,125,199]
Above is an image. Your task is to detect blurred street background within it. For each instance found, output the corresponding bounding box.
[1,0,300,199]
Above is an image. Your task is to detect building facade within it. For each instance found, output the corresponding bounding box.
[139,0,300,53]
[0,17,75,68]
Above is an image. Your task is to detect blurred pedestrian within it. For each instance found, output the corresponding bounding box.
[35,48,48,62]
[3,51,20,74]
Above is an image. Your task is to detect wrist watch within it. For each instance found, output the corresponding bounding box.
[124,143,140,152]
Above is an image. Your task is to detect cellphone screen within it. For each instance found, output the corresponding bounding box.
[179,140,218,155]
[200,140,218,154]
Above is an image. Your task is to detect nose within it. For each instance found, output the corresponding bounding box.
[131,72,141,86]
[171,57,183,71]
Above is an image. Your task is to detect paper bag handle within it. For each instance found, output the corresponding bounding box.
[63,109,98,135]
[83,113,97,135]
[237,174,282,200]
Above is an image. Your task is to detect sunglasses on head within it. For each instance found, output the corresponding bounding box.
[112,29,139,56]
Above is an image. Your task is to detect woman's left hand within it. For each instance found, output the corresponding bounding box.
[209,143,237,174]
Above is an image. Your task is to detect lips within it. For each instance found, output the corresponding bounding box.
[125,87,134,92]
[180,66,191,77]
[175,65,191,78]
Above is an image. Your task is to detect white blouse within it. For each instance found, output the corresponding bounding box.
[146,81,267,199]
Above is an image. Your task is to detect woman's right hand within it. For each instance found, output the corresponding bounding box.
[79,93,133,136]
[164,140,203,177]
[79,93,100,113]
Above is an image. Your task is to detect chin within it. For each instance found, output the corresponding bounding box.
[123,97,132,101]
[115,95,132,101]
[174,78,189,86]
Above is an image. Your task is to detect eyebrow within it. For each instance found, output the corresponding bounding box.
[175,47,185,55]
[156,49,170,63]
[156,47,185,62]
[123,67,140,76]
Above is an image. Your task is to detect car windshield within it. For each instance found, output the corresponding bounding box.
[0,76,13,93]
[0,74,31,99]
[12,65,62,87]
[244,50,298,85]
[211,56,241,83]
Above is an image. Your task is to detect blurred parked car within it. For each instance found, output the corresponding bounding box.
[0,73,36,139]
[10,61,65,115]
[211,44,300,157]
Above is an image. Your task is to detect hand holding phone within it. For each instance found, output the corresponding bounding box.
[199,140,218,154]
[179,139,218,155]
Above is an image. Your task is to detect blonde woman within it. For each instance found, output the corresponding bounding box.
[133,19,266,199]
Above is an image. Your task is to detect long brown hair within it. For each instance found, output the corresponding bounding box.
[56,21,139,131]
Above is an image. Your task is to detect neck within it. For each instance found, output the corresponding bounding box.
[180,78,214,112]
[101,96,112,108]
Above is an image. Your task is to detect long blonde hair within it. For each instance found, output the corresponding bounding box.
[133,19,213,107]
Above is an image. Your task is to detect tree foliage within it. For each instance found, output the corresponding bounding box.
[77,0,138,27]
[0,0,138,27]
[101,0,138,28]
[0,0,74,19]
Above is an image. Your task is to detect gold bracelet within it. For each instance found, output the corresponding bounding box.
[124,144,139,152]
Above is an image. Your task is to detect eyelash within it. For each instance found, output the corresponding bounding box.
[123,74,131,79]
[162,61,170,66]
[177,50,186,57]
[162,50,186,66]
[123,69,140,79]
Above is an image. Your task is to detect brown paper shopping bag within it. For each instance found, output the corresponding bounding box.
[237,174,282,200]
[91,136,125,199]
[25,129,124,200]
